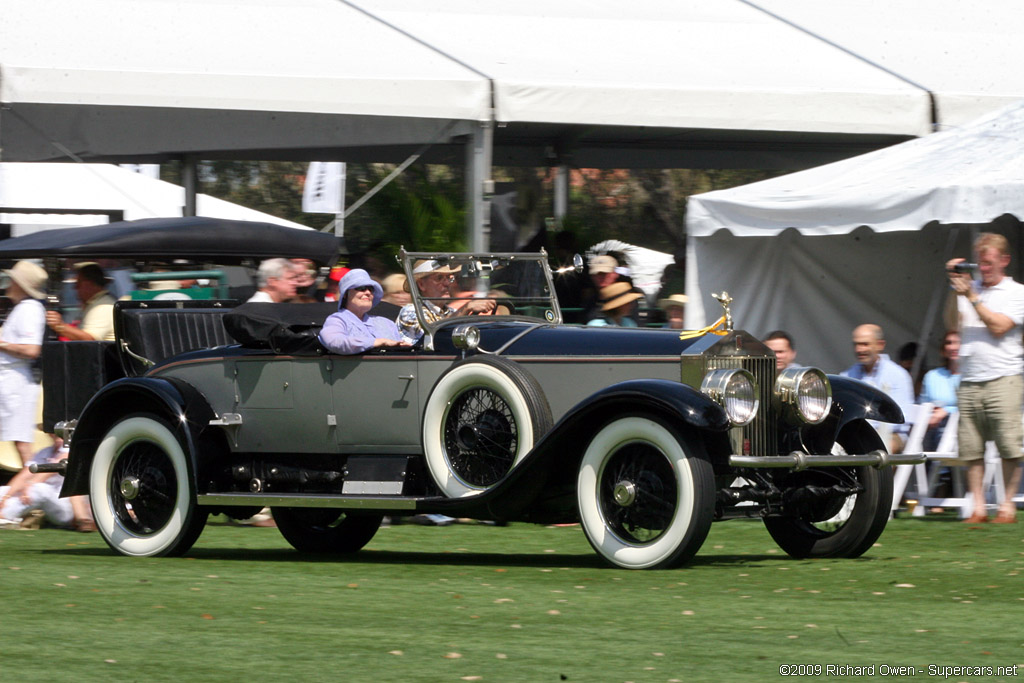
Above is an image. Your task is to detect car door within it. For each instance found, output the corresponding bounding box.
[329,354,420,450]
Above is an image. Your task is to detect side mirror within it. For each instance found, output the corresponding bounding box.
[554,254,585,275]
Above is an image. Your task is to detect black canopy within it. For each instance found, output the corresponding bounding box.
[0,217,343,265]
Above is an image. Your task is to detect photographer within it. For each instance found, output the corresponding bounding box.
[945,233,1024,524]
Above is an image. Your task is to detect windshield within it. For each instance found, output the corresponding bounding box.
[401,251,561,332]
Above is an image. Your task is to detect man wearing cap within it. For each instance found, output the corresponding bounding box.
[397,260,495,344]
[585,254,628,323]
[0,261,48,467]
[45,263,116,342]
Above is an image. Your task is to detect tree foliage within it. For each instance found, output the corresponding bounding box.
[165,160,783,263]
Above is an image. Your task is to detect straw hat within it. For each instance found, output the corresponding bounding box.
[3,260,47,299]
[599,282,642,311]
[412,259,461,277]
[657,293,688,311]
[404,259,463,292]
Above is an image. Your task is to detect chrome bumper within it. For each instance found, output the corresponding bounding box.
[729,450,926,471]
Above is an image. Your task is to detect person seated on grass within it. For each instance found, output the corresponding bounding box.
[319,269,410,354]
[0,435,93,532]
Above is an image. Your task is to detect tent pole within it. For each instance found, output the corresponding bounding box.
[182,155,198,217]
[554,164,569,227]
[466,118,493,252]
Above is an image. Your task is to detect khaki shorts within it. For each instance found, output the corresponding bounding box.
[957,374,1024,461]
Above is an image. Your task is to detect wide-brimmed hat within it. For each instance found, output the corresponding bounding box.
[589,254,617,275]
[412,259,462,278]
[657,293,688,312]
[337,268,383,309]
[405,259,463,292]
[3,260,48,299]
[600,282,642,311]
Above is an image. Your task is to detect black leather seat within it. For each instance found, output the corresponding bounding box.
[115,300,237,376]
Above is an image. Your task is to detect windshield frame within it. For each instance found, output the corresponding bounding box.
[398,249,561,348]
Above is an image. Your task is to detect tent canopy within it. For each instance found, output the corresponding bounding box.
[0,163,311,234]
[5,0,1024,169]
[687,100,1024,238]
[684,101,1024,374]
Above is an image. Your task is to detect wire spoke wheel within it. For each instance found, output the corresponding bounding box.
[764,421,894,559]
[108,439,178,535]
[90,415,207,557]
[598,442,678,544]
[423,356,552,497]
[444,387,518,487]
[578,416,714,569]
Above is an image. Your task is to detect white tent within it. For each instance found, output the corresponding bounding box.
[0,163,311,235]
[5,0,1024,250]
[6,0,1024,163]
[684,100,1024,374]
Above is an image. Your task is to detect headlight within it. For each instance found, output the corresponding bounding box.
[701,368,759,427]
[451,324,480,351]
[774,367,832,424]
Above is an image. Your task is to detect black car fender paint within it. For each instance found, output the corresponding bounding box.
[828,375,905,430]
[60,376,215,497]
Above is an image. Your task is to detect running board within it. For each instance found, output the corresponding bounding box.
[729,450,925,471]
[197,493,418,510]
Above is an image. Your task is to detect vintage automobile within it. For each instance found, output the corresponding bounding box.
[1,222,923,569]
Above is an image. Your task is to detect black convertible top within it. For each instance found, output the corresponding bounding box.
[0,217,342,265]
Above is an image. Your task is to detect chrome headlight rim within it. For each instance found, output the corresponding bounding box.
[700,368,759,427]
[450,324,481,351]
[774,367,832,425]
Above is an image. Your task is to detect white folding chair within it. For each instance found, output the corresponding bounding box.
[915,412,970,517]
[891,404,932,516]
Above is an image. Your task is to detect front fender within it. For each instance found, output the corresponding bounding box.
[441,379,729,521]
[60,377,215,497]
[828,375,905,429]
[557,379,731,433]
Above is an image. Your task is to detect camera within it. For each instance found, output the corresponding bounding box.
[951,262,977,273]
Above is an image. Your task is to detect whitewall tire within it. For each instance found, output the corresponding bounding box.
[90,415,207,557]
[577,416,714,569]
[423,356,551,498]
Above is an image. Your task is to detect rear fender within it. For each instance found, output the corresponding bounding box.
[60,377,216,496]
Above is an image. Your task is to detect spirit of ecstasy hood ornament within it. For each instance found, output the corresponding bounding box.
[712,291,733,332]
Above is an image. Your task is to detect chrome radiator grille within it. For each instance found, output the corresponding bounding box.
[704,355,778,457]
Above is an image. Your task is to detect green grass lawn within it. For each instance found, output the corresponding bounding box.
[2,515,1023,682]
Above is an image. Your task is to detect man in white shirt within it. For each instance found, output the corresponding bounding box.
[247,258,298,303]
[946,232,1024,524]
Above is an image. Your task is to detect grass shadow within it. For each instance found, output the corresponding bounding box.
[41,543,809,569]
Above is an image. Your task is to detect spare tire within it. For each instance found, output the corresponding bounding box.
[422,356,552,497]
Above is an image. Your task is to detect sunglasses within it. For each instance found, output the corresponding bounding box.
[351,285,375,293]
